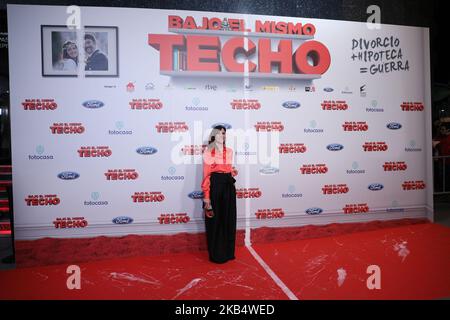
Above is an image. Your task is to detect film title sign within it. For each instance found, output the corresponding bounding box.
[148,15,331,75]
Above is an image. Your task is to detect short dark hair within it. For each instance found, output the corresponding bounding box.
[84,33,96,44]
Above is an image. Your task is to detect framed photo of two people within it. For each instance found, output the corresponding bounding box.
[41,25,118,77]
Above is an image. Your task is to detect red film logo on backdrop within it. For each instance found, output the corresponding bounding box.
[158,213,190,224]
[402,181,426,190]
[148,16,331,76]
[321,101,349,111]
[129,99,163,110]
[182,145,207,155]
[156,122,189,133]
[78,146,112,158]
[322,184,349,195]
[25,195,60,206]
[236,188,262,199]
[231,99,261,110]
[254,121,284,132]
[343,204,369,214]
[255,208,285,219]
[363,142,388,152]
[401,102,424,111]
[105,169,139,180]
[279,143,307,154]
[22,99,57,110]
[50,123,85,134]
[132,192,165,202]
[342,122,369,131]
[53,217,88,229]
[383,162,407,171]
[300,164,328,175]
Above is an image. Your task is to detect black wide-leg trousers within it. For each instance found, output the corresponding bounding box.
[205,172,237,264]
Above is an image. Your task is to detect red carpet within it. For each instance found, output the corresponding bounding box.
[1,222,449,300]
[15,218,426,268]
[14,230,246,268]
[0,245,287,300]
[252,223,450,300]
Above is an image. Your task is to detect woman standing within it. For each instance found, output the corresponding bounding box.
[201,125,238,264]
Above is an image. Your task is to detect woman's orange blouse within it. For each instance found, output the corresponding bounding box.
[201,146,236,200]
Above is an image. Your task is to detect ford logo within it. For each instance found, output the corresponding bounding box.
[188,191,204,199]
[112,216,134,225]
[368,183,384,191]
[136,146,157,155]
[211,123,232,129]
[306,207,323,215]
[82,100,105,109]
[327,144,344,151]
[57,171,80,180]
[387,122,402,130]
[259,167,279,175]
[282,101,301,109]
[323,87,334,92]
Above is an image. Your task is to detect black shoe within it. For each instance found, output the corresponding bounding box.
[209,256,235,264]
[209,257,229,264]
[1,255,15,264]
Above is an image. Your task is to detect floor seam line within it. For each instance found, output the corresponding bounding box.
[245,244,299,300]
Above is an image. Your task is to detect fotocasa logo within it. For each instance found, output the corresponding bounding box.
[304,120,324,134]
[282,185,303,198]
[28,145,54,160]
[185,97,208,111]
[84,192,108,206]
[109,121,133,135]
[347,161,366,174]
[161,166,185,181]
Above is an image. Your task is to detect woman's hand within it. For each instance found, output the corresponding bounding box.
[203,198,212,210]
[232,167,238,176]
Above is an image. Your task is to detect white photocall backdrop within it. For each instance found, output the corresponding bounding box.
[7,4,433,240]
